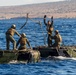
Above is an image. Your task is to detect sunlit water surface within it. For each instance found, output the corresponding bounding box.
[0,18,76,75]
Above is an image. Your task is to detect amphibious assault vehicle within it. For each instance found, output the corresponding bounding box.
[0,49,40,64]
[33,45,76,58]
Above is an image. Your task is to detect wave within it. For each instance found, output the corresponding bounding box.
[49,56,76,60]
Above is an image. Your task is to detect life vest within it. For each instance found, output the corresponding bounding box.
[55,34,62,44]
[47,27,53,35]
[6,28,15,36]
[20,37,27,45]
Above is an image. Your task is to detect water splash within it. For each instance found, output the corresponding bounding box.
[52,56,76,60]
[8,60,27,64]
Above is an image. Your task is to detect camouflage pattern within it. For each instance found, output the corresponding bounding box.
[6,27,21,50]
[6,34,16,50]
[44,15,54,47]
[52,32,62,48]
[16,36,31,50]
[0,49,40,64]
[6,28,20,36]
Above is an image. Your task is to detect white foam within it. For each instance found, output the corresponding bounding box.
[9,60,27,64]
[53,56,76,60]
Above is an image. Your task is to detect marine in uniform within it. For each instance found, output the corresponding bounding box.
[51,30,62,49]
[44,15,54,47]
[6,24,21,50]
[16,33,32,50]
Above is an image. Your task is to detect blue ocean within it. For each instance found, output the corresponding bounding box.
[0,18,76,75]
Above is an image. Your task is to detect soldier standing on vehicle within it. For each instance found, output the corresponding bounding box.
[6,24,21,50]
[44,15,54,47]
[16,33,32,50]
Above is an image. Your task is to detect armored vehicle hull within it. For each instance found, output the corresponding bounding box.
[0,49,40,64]
[33,46,76,58]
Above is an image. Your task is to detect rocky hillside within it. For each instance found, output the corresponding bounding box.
[0,0,76,19]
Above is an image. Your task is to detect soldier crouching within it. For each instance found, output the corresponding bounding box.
[51,30,62,49]
[16,33,32,50]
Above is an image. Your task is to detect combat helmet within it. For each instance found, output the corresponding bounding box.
[21,33,26,37]
[11,24,16,29]
[55,30,59,34]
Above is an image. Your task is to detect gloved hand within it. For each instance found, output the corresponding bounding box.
[44,15,47,18]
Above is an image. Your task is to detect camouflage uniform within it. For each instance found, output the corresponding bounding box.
[6,26,21,50]
[51,30,62,48]
[16,33,31,50]
[44,15,53,47]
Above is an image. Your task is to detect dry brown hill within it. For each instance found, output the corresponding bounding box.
[0,0,76,19]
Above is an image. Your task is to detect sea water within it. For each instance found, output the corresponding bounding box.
[0,18,76,75]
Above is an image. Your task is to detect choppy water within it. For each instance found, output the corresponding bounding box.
[0,18,76,75]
